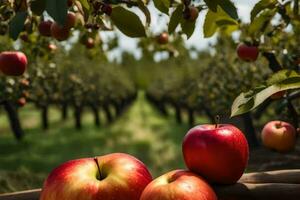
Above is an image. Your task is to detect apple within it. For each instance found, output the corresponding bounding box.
[50,23,70,41]
[19,33,29,42]
[85,37,95,49]
[17,97,26,107]
[140,170,217,200]
[261,121,297,152]
[237,43,259,62]
[40,153,152,200]
[182,124,249,184]
[101,4,113,16]
[38,21,53,37]
[183,6,199,22]
[270,91,286,99]
[157,32,169,45]
[0,51,27,76]
[65,12,76,29]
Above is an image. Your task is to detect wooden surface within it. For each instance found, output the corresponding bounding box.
[1,169,300,200]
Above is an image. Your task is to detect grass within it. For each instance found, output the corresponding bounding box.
[0,92,210,193]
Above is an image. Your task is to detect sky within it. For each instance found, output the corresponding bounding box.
[102,0,260,60]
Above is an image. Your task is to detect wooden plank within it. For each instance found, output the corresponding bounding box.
[1,170,300,200]
[239,169,300,184]
[0,189,41,200]
[214,183,300,200]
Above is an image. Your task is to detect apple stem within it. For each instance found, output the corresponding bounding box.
[215,115,220,128]
[94,157,103,180]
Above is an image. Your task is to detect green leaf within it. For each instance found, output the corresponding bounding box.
[153,0,169,14]
[110,6,146,38]
[9,12,27,40]
[78,0,90,10]
[251,0,277,21]
[46,0,68,25]
[266,69,300,85]
[216,19,238,26]
[30,0,46,15]
[181,19,195,39]
[168,4,184,33]
[203,7,238,38]
[217,0,238,20]
[204,0,218,12]
[203,10,218,37]
[248,8,276,36]
[231,70,300,117]
[161,0,170,9]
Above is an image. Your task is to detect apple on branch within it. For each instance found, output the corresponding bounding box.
[182,124,249,184]
[237,43,259,62]
[40,153,152,200]
[0,51,27,76]
[140,170,217,200]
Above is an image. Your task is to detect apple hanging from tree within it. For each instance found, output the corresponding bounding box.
[182,124,249,184]
[50,12,76,41]
[237,43,259,62]
[140,170,217,200]
[0,51,27,76]
[157,32,169,45]
[17,97,26,107]
[38,21,53,37]
[261,121,297,152]
[183,6,199,22]
[40,153,152,200]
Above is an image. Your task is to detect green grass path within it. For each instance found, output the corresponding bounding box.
[0,92,194,192]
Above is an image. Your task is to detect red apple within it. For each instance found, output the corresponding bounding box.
[50,22,70,41]
[140,170,217,200]
[261,121,296,152]
[85,37,95,49]
[157,32,169,45]
[38,21,53,37]
[182,124,249,184]
[65,12,76,29]
[270,91,286,99]
[17,97,26,107]
[237,43,259,62]
[183,6,199,22]
[0,51,27,76]
[40,153,152,200]
[101,4,113,16]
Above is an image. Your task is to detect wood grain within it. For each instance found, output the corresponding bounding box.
[1,170,300,200]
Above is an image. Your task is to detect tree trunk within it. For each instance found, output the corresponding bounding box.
[74,106,82,130]
[113,101,121,118]
[188,107,195,127]
[61,103,68,120]
[158,102,168,116]
[242,113,259,148]
[103,104,113,124]
[91,105,100,127]
[3,101,24,140]
[174,104,182,124]
[41,106,49,130]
